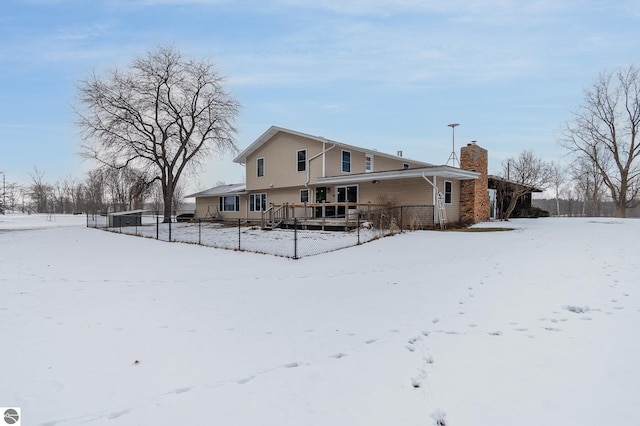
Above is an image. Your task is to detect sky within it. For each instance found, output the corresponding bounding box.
[1,0,639,191]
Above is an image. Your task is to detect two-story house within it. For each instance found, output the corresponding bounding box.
[189,126,490,226]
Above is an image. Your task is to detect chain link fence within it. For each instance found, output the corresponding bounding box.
[87,205,436,259]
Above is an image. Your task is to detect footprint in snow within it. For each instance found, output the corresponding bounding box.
[284,362,301,368]
[365,338,378,344]
[332,353,347,359]
[487,331,502,336]
[237,376,255,385]
[107,410,130,420]
[411,369,427,388]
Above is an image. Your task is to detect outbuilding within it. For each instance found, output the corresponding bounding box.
[108,209,145,227]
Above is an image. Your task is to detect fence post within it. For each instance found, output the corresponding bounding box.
[169,218,172,242]
[294,218,298,259]
[238,218,241,251]
[400,206,403,232]
[156,215,159,240]
[357,214,361,245]
[198,218,202,245]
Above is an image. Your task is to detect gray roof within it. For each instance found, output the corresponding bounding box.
[233,126,432,167]
[185,183,246,198]
[108,209,147,216]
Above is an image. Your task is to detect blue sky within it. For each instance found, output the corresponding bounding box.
[1,0,638,190]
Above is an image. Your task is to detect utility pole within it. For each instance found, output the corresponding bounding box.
[1,171,5,215]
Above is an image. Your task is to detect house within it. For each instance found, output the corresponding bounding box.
[488,176,546,219]
[188,126,490,227]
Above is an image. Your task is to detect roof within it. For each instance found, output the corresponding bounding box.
[317,165,480,185]
[233,126,432,167]
[108,209,147,216]
[185,183,246,198]
[488,175,543,193]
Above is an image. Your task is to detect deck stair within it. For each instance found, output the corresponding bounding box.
[261,204,288,230]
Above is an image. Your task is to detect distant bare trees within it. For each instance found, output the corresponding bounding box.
[499,151,552,220]
[548,161,566,216]
[29,167,53,213]
[560,65,640,217]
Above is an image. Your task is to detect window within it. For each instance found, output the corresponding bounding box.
[297,150,307,172]
[403,163,410,170]
[365,154,373,173]
[341,150,351,173]
[219,195,239,212]
[249,193,267,212]
[444,181,452,204]
[337,185,358,203]
[336,185,358,217]
[257,158,265,177]
[300,189,309,203]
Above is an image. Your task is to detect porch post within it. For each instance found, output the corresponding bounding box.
[422,173,439,226]
[433,175,438,225]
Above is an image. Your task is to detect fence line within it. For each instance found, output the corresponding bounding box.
[86,205,436,259]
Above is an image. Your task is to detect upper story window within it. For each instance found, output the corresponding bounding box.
[444,180,452,204]
[403,163,410,170]
[257,157,265,177]
[365,154,373,173]
[341,150,351,173]
[297,150,307,172]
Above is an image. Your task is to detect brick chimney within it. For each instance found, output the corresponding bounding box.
[459,142,490,223]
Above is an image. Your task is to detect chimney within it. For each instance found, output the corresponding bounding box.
[397,150,403,157]
[459,142,490,223]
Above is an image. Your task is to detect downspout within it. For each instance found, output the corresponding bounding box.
[305,143,336,190]
[422,173,439,224]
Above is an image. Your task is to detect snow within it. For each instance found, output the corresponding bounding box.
[88,216,392,258]
[1,214,639,425]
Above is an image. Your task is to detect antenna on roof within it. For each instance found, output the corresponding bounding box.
[446,123,460,167]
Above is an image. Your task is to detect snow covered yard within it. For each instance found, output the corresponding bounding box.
[88,215,394,258]
[1,215,639,425]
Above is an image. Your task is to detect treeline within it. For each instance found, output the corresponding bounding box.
[533,198,640,218]
[0,167,186,215]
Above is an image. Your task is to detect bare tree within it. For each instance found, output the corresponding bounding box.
[560,65,640,217]
[77,45,239,222]
[500,151,552,220]
[571,156,605,216]
[171,180,186,214]
[548,161,566,216]
[29,167,53,213]
[83,169,106,214]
